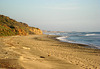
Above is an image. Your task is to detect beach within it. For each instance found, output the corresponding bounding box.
[0,35,100,69]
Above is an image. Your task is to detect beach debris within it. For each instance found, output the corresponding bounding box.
[23,47,30,50]
[5,52,8,54]
[40,56,45,58]
[17,42,19,44]
[48,54,50,56]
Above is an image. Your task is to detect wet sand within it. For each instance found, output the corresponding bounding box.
[0,35,100,69]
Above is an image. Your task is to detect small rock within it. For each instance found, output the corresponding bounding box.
[5,52,8,54]
[17,42,19,44]
[48,55,50,56]
[40,56,45,58]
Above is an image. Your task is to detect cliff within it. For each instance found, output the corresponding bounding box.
[0,15,42,36]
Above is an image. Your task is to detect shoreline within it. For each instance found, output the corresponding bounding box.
[0,35,100,69]
[55,36,100,50]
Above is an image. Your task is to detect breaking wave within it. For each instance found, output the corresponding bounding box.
[85,34,97,36]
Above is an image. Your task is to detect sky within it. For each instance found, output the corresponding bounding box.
[0,0,100,32]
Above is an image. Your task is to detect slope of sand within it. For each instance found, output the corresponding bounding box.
[0,35,100,69]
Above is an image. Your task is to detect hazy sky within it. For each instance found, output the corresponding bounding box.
[0,0,100,32]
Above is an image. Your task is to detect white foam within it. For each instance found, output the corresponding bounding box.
[85,34,96,36]
[56,36,68,41]
[56,36,74,43]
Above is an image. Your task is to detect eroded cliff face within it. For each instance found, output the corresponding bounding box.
[0,15,42,36]
[28,27,42,35]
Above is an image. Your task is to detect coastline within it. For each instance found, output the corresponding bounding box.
[0,35,100,69]
[55,36,100,50]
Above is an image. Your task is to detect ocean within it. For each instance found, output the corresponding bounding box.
[44,32,100,49]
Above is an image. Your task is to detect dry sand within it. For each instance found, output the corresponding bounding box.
[0,35,100,69]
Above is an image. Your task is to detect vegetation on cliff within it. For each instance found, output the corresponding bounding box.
[0,15,42,36]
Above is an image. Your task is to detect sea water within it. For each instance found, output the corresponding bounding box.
[44,32,100,49]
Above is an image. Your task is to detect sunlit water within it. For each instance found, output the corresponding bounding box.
[44,32,100,49]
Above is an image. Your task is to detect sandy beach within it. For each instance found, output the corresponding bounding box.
[0,35,100,69]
